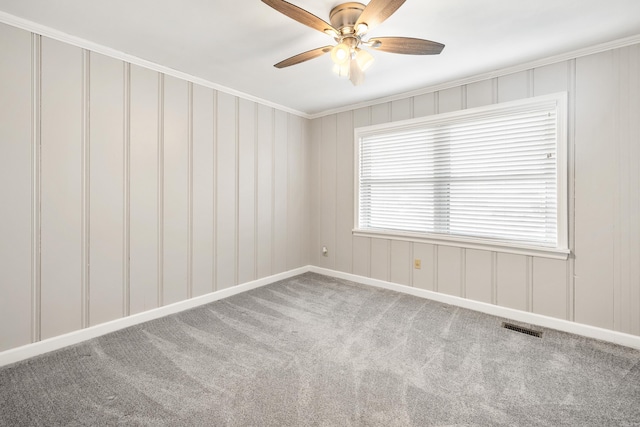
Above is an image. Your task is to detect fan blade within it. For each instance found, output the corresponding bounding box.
[262,0,338,36]
[369,37,445,55]
[355,0,406,32]
[274,46,333,68]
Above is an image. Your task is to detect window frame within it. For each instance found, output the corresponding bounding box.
[353,92,569,260]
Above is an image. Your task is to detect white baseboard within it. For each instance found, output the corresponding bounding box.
[310,266,640,351]
[0,266,309,368]
[3,264,638,368]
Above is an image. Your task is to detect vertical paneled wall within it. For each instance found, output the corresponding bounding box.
[88,53,125,327]
[0,22,310,352]
[311,43,640,337]
[129,64,160,315]
[0,19,638,353]
[0,24,33,350]
[40,37,84,340]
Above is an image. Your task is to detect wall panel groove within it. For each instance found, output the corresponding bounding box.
[123,62,131,317]
[234,98,240,284]
[319,115,337,269]
[527,256,533,312]
[254,103,259,279]
[157,73,164,307]
[334,114,338,273]
[191,83,214,297]
[613,48,623,331]
[81,49,90,329]
[567,58,577,322]
[491,252,497,305]
[336,111,354,274]
[409,244,414,286]
[387,240,391,282]
[461,85,467,110]
[214,92,238,289]
[286,115,292,270]
[238,98,257,283]
[461,249,466,297]
[256,104,273,278]
[273,110,288,274]
[271,108,276,275]
[212,90,218,291]
[433,246,438,292]
[187,83,194,299]
[31,33,42,343]
[630,45,640,335]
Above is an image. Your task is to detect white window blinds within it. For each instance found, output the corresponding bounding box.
[357,95,567,250]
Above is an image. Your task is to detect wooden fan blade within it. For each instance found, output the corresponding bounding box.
[355,0,406,32]
[274,46,333,68]
[369,37,445,55]
[262,0,338,36]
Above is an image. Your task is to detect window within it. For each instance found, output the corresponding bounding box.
[355,93,569,259]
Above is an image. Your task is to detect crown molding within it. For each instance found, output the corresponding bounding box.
[308,33,640,119]
[0,10,312,119]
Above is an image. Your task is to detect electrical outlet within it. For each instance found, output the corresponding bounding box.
[322,246,328,257]
[414,259,421,269]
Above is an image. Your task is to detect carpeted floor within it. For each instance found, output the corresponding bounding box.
[1,272,639,426]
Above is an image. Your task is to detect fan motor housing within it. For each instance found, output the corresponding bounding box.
[329,2,366,31]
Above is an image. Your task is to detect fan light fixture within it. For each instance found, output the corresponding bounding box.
[330,38,375,81]
[263,0,445,86]
[331,43,351,65]
[355,48,374,71]
[331,47,375,81]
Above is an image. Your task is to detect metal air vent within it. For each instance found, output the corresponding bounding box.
[502,322,542,338]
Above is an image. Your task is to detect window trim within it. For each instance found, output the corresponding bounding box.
[353,92,569,260]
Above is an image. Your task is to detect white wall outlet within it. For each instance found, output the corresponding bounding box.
[322,246,328,256]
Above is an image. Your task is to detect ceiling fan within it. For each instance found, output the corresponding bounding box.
[262,0,445,86]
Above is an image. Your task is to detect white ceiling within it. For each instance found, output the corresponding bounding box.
[1,0,640,115]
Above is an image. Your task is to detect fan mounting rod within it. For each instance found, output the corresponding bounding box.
[329,2,366,35]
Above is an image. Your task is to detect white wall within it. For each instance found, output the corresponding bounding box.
[0,22,311,352]
[1,18,638,355]
[310,44,640,337]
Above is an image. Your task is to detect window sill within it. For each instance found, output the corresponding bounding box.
[352,229,571,260]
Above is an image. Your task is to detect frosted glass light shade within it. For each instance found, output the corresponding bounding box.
[331,43,351,65]
[355,49,374,71]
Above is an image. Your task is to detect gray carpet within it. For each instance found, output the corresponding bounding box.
[1,272,639,426]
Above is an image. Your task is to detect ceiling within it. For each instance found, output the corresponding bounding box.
[1,0,640,116]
